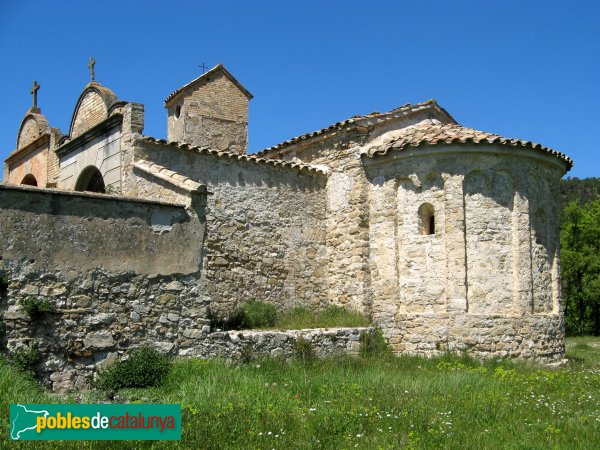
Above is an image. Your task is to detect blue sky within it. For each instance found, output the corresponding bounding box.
[1,0,598,179]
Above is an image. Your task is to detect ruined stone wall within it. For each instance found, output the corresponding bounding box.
[127,142,328,319]
[0,185,208,391]
[180,327,372,359]
[167,71,249,154]
[364,145,565,361]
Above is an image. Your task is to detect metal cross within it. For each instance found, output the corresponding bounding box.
[30,80,40,108]
[88,56,96,81]
[199,62,208,73]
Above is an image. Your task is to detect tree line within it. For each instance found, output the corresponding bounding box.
[559,177,600,335]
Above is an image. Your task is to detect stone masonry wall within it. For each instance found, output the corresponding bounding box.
[269,115,449,316]
[0,185,208,390]
[364,144,565,362]
[17,117,41,150]
[167,71,249,154]
[71,91,108,138]
[270,131,373,314]
[180,327,373,360]
[6,136,50,187]
[126,142,328,320]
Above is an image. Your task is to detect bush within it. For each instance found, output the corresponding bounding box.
[10,345,39,373]
[0,272,8,296]
[276,306,369,329]
[224,301,277,330]
[359,328,391,357]
[93,346,171,391]
[19,297,52,321]
[293,336,315,363]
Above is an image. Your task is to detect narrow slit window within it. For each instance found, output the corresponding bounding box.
[418,203,435,235]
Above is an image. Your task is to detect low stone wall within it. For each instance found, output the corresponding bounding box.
[0,185,209,391]
[179,327,373,360]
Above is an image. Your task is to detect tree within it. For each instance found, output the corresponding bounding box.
[560,200,600,335]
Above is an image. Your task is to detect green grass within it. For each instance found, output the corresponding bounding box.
[271,306,369,329]
[2,337,600,449]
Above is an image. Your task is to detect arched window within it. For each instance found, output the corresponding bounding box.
[75,166,105,193]
[21,174,38,186]
[418,203,435,235]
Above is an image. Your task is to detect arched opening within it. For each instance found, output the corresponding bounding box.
[21,174,38,186]
[75,166,105,193]
[418,203,435,235]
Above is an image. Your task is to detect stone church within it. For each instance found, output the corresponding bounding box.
[0,62,572,390]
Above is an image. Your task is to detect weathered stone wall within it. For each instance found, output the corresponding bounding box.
[45,129,63,186]
[180,327,373,359]
[71,91,108,138]
[268,114,448,315]
[17,116,42,150]
[0,185,208,390]
[58,121,122,190]
[268,132,372,314]
[364,144,565,361]
[126,141,328,319]
[5,136,50,187]
[167,71,249,154]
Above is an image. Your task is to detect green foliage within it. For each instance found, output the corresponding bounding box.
[240,343,255,364]
[93,346,171,391]
[219,304,369,331]
[104,184,121,195]
[359,327,391,357]
[238,301,277,328]
[10,344,39,373]
[560,200,600,335]
[293,336,315,363]
[19,297,53,321]
[276,306,369,330]
[219,301,278,330]
[0,271,7,297]
[559,176,600,209]
[2,338,600,448]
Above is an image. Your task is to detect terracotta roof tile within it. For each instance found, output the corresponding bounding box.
[133,160,206,193]
[164,64,253,106]
[256,99,456,157]
[135,136,327,175]
[361,123,573,169]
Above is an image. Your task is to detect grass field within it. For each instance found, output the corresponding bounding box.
[2,336,600,449]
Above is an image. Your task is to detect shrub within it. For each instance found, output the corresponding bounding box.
[359,328,391,357]
[93,346,171,391]
[239,343,255,364]
[293,336,315,363]
[19,297,52,321]
[225,301,277,330]
[0,272,8,296]
[276,306,369,329]
[10,344,39,373]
